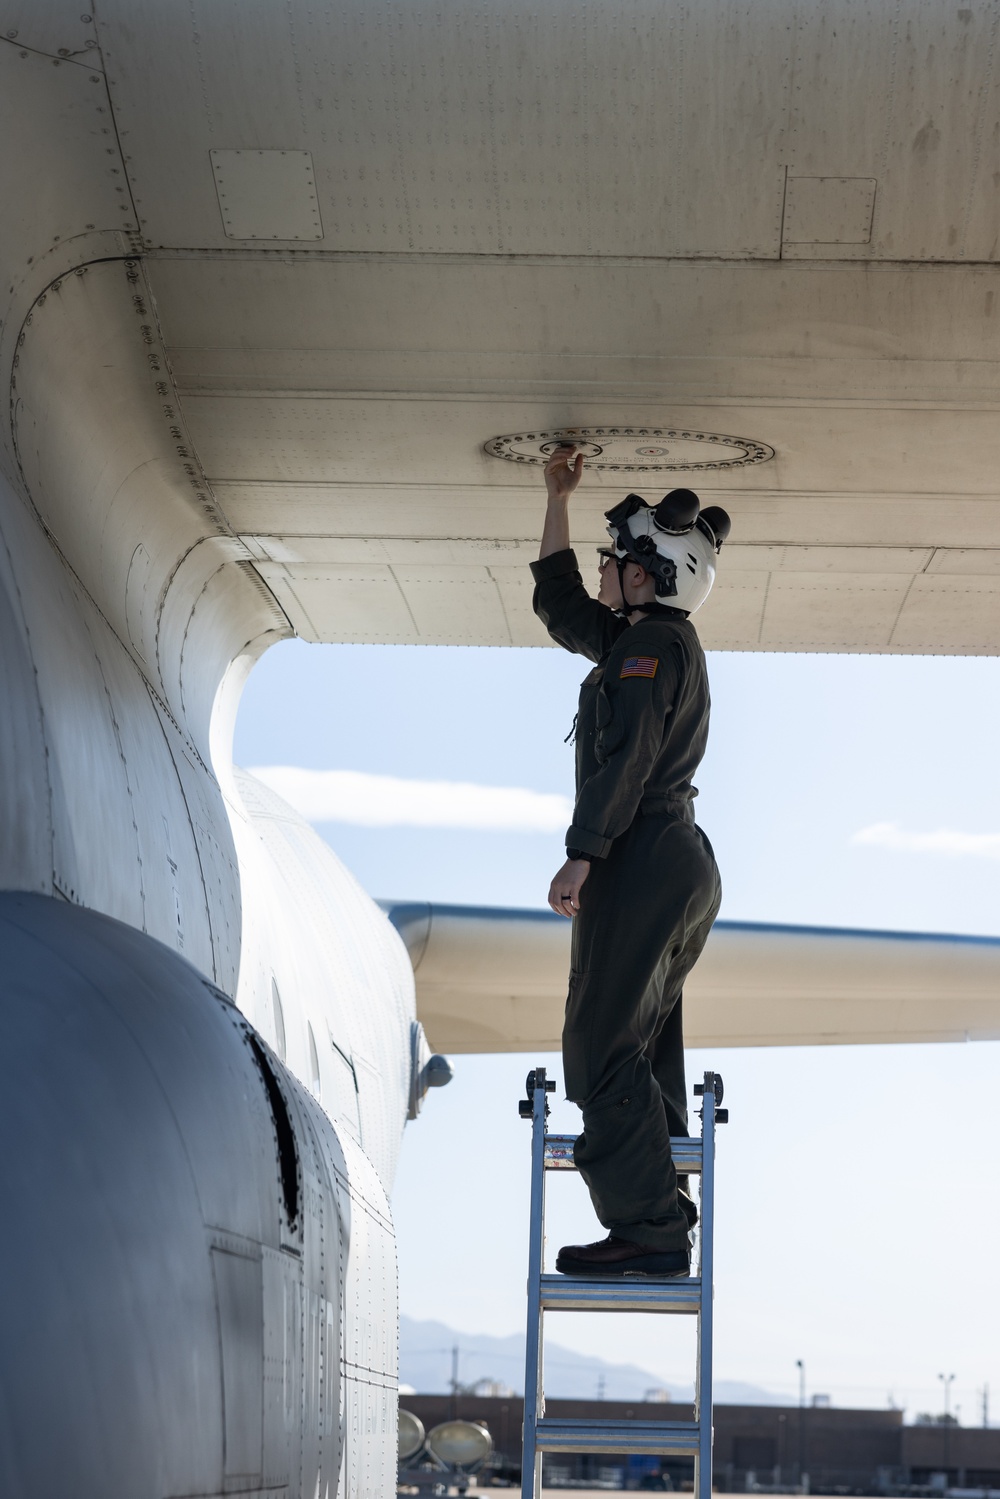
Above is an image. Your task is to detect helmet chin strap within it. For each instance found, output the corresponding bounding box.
[615,555,643,618]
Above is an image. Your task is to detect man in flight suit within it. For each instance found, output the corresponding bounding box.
[531,444,730,1277]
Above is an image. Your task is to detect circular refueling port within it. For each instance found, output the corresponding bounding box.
[538,438,605,460]
[484,426,774,473]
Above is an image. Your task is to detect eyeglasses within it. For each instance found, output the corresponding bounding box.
[597,548,616,570]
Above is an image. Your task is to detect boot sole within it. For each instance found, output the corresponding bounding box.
[555,1258,690,1279]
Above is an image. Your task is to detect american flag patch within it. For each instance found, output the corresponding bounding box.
[620,656,658,679]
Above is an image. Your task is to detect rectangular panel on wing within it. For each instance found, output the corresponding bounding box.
[758,573,913,652]
[211,150,323,241]
[891,574,1000,654]
[255,565,417,643]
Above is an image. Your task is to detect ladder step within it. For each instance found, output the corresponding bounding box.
[544,1134,702,1173]
[539,1273,701,1313]
[535,1418,702,1456]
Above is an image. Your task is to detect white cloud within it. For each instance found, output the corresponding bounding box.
[248,765,573,832]
[852,821,1000,860]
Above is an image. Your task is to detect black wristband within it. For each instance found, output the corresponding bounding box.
[566,848,592,863]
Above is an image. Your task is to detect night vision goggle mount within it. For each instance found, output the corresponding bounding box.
[605,489,732,602]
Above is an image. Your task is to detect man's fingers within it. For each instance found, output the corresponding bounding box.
[548,857,587,917]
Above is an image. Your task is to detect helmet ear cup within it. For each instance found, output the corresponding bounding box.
[698,505,732,550]
[653,489,700,534]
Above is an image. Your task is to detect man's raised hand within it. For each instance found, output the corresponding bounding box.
[544,444,585,503]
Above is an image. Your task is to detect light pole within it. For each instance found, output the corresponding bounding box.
[939,1373,956,1478]
[797,1360,806,1490]
[450,1344,460,1419]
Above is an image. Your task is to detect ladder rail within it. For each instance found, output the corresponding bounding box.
[695,1077,718,1499]
[520,1071,550,1499]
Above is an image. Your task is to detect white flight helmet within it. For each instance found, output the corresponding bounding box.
[604,489,731,616]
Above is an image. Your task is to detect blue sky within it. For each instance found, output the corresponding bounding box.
[235,640,1000,1420]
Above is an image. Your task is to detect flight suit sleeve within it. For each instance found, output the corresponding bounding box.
[530,549,627,664]
[565,644,680,858]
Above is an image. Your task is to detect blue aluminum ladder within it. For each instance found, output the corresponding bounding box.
[518,1066,727,1499]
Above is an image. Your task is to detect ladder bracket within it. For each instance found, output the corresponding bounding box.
[693,1070,724,1105]
[519,1068,555,1119]
[694,1070,727,1121]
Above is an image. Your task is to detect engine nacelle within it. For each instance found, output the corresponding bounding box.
[0,892,396,1499]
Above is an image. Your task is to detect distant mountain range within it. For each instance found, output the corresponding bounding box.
[400,1315,790,1406]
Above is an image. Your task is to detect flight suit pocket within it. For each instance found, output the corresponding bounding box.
[593,683,625,763]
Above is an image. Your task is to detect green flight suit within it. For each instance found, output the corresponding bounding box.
[530,548,722,1252]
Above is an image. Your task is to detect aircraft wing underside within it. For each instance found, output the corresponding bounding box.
[384,903,1000,1051]
[4,0,1000,661]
